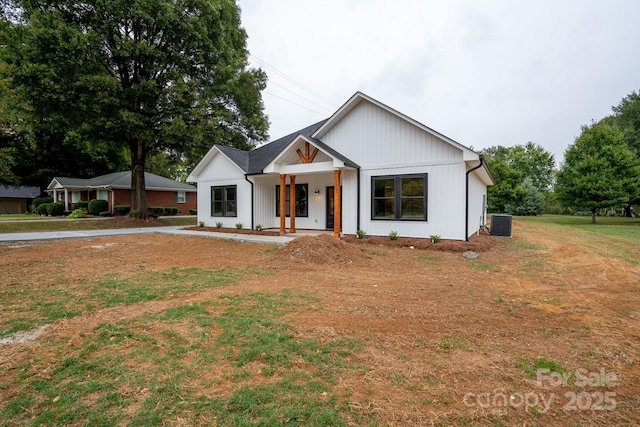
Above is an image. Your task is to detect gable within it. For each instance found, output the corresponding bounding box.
[318,99,463,168]
[190,148,247,182]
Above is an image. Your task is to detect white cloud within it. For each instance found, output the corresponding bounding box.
[238,0,640,162]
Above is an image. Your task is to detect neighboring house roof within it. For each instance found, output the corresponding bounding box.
[0,186,40,199]
[47,171,196,192]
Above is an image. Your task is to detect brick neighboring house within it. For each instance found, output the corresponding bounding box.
[47,171,197,214]
[0,186,41,214]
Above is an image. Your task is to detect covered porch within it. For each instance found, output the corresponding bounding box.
[253,136,360,238]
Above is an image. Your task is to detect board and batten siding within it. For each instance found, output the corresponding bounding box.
[251,170,358,232]
[467,172,488,239]
[320,100,462,167]
[195,152,252,228]
[320,99,470,239]
[359,163,467,240]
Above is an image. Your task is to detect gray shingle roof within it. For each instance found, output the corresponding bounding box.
[0,186,41,198]
[52,171,195,191]
[210,120,359,174]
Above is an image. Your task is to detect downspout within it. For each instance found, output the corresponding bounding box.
[356,168,361,232]
[244,175,254,230]
[465,155,484,242]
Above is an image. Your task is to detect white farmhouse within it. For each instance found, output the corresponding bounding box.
[187,92,493,241]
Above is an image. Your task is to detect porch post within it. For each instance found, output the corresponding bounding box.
[289,175,296,233]
[333,170,341,238]
[279,174,286,235]
[63,188,69,211]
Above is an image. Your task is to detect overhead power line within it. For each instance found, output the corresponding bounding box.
[250,54,339,110]
[264,91,330,117]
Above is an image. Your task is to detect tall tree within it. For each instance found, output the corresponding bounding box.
[611,90,640,216]
[1,0,268,217]
[612,90,640,157]
[481,143,555,214]
[555,121,640,223]
[508,142,556,191]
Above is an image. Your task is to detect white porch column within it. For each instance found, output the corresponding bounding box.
[52,189,57,203]
[64,188,69,211]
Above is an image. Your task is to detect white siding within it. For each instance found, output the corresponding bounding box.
[321,101,462,167]
[359,163,467,240]
[467,172,488,238]
[252,171,357,232]
[195,152,252,228]
[319,100,470,239]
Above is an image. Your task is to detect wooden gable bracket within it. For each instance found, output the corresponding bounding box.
[296,141,319,164]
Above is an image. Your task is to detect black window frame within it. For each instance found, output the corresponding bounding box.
[211,185,237,217]
[371,174,428,221]
[275,183,308,217]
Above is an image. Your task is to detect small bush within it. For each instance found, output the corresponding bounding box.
[215,221,223,228]
[149,206,165,216]
[67,209,89,219]
[198,221,204,227]
[99,211,112,217]
[34,196,53,207]
[356,229,366,239]
[255,224,263,231]
[113,205,131,215]
[430,234,441,243]
[47,202,64,216]
[36,203,50,215]
[189,209,197,215]
[235,223,242,229]
[88,199,109,215]
[164,207,178,216]
[389,230,399,241]
[74,201,89,210]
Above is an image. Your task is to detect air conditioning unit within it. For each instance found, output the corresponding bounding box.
[490,214,512,237]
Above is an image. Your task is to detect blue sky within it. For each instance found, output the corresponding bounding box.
[237,0,640,164]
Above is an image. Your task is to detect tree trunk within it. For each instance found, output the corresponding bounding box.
[624,205,632,217]
[130,138,148,220]
[591,209,597,224]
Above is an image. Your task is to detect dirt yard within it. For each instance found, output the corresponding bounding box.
[1,220,639,426]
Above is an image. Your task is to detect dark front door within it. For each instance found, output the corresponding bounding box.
[326,186,342,230]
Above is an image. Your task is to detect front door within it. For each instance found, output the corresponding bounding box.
[326,186,342,230]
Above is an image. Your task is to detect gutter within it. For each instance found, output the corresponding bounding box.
[465,155,484,242]
[244,174,254,230]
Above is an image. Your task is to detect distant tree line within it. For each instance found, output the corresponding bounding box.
[482,90,640,223]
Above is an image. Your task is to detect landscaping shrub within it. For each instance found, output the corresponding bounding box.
[88,199,109,215]
[164,207,178,216]
[67,209,89,219]
[113,205,131,215]
[34,196,53,207]
[46,202,64,216]
[189,209,197,215]
[99,211,112,217]
[74,201,89,210]
[36,203,50,215]
[149,206,165,216]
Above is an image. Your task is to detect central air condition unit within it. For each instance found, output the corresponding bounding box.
[490,214,512,237]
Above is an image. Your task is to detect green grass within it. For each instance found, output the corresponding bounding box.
[0,267,246,338]
[0,214,50,221]
[514,215,640,264]
[0,216,196,233]
[0,290,367,426]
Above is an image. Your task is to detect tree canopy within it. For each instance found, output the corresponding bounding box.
[0,0,268,214]
[555,121,640,223]
[482,142,554,215]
